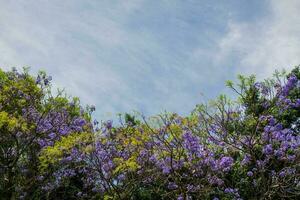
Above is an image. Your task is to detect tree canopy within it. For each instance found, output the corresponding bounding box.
[0,66,299,199]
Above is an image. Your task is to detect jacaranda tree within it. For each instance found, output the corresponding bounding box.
[0,66,299,199]
[0,68,93,199]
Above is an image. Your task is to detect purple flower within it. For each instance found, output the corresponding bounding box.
[38,139,46,147]
[219,156,234,172]
[59,127,70,135]
[294,99,300,107]
[254,82,261,89]
[287,154,296,162]
[117,174,126,181]
[263,144,273,155]
[269,117,276,126]
[74,118,86,126]
[281,74,298,96]
[65,156,72,162]
[224,188,240,198]
[36,75,41,84]
[93,119,99,125]
[44,78,50,85]
[224,188,234,193]
[162,166,171,174]
[274,149,284,158]
[256,160,267,169]
[167,182,178,190]
[241,154,251,165]
[182,131,202,155]
[286,168,296,175]
[208,176,224,186]
[105,120,113,129]
[177,195,184,200]
[48,132,56,139]
[279,171,286,177]
[247,171,254,177]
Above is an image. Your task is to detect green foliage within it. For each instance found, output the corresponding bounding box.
[39,132,92,171]
[0,68,93,199]
[1,66,300,199]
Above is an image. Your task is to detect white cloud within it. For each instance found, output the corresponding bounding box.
[0,0,143,117]
[2,0,299,120]
[216,0,300,79]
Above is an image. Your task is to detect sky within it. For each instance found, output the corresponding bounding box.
[1,0,300,120]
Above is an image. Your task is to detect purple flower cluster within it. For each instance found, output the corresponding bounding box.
[7,68,298,199]
[22,106,88,148]
[218,156,234,172]
[183,131,203,157]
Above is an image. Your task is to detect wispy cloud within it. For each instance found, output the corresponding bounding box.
[215,0,300,79]
[0,0,299,120]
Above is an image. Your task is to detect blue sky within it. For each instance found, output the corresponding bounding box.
[1,0,300,120]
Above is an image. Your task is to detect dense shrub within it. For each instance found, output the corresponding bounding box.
[0,68,93,199]
[0,66,299,199]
